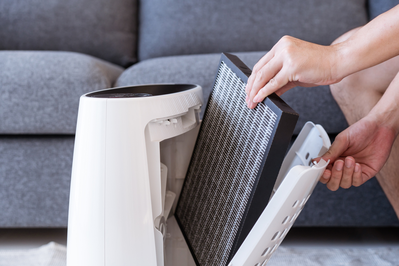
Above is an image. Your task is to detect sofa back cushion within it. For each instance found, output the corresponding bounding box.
[138,0,368,61]
[0,0,137,67]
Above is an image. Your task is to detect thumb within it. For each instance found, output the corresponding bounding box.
[315,133,349,164]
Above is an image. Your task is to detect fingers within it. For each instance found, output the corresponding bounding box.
[352,163,362,186]
[321,132,349,163]
[253,70,288,103]
[323,157,362,191]
[274,82,297,97]
[340,157,355,189]
[319,168,332,184]
[245,51,274,95]
[245,49,274,94]
[326,160,344,191]
[247,57,283,109]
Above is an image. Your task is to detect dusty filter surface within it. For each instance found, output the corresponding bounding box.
[175,53,298,266]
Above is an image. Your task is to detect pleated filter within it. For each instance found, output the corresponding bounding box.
[175,53,299,266]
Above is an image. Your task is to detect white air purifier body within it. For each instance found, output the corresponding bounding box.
[67,84,203,266]
[67,54,332,266]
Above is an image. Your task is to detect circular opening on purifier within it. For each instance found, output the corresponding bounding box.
[86,84,198,98]
[89,92,153,98]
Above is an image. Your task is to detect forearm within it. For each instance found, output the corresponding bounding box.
[332,4,399,79]
[245,4,399,108]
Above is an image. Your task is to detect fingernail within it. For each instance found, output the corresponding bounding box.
[345,158,353,168]
[355,163,360,173]
[335,161,344,171]
[253,96,260,102]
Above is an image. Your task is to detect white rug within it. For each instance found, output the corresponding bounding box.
[0,242,65,266]
[269,246,399,266]
[0,243,398,266]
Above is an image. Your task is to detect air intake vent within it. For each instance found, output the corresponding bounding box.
[175,53,298,266]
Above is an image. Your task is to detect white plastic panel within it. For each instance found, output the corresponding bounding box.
[160,124,201,214]
[272,122,331,197]
[228,123,331,266]
[228,160,328,266]
[165,216,197,266]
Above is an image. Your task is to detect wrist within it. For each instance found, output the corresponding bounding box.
[330,40,362,81]
[368,104,399,136]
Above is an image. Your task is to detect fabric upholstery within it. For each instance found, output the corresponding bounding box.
[116,52,348,134]
[1,0,398,229]
[368,0,399,19]
[296,179,399,226]
[0,135,396,227]
[0,136,74,227]
[0,0,138,67]
[138,0,368,61]
[0,51,123,134]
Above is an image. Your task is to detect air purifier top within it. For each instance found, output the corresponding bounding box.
[86,84,198,98]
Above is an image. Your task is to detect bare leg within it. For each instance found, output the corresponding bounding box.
[378,133,399,218]
[330,29,399,218]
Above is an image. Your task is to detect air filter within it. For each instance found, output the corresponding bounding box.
[175,53,299,266]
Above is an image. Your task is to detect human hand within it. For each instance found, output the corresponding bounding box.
[316,115,396,191]
[245,36,342,109]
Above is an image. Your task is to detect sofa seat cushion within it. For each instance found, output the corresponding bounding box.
[0,51,123,134]
[0,0,138,67]
[0,136,74,227]
[138,0,368,61]
[116,52,348,134]
[1,136,397,228]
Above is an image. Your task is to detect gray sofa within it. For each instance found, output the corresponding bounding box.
[0,0,398,227]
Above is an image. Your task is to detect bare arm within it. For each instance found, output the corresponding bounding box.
[337,4,399,79]
[245,4,399,109]
[245,4,399,191]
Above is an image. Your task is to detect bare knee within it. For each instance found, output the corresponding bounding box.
[330,71,384,124]
[330,27,398,124]
[330,71,363,106]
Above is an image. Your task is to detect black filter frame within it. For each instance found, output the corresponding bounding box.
[175,53,299,266]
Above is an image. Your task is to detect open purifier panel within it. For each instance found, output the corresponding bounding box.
[175,53,299,266]
[228,122,330,266]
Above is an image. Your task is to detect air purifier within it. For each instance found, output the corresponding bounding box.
[67,84,203,266]
[67,53,330,266]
